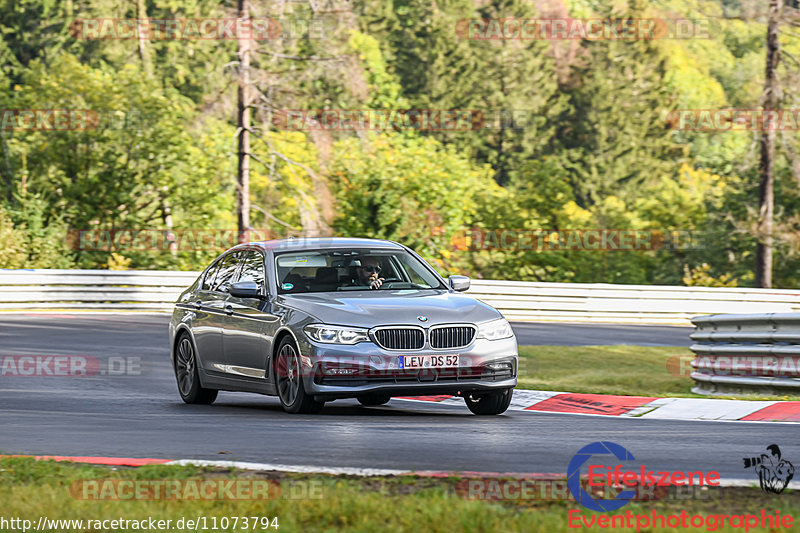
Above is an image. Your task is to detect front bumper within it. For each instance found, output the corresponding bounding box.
[296,335,518,400]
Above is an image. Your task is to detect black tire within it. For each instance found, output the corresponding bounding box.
[357,394,391,406]
[274,337,325,414]
[174,333,218,405]
[464,388,513,415]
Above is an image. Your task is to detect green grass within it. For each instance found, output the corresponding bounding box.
[517,345,800,400]
[1,457,797,533]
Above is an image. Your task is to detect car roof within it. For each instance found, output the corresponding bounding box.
[238,237,405,253]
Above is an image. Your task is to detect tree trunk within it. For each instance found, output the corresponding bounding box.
[237,0,252,242]
[0,135,13,202]
[136,0,153,77]
[756,0,782,288]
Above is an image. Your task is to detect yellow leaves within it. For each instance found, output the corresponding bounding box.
[683,263,738,287]
[13,85,21,91]
[677,163,726,204]
[679,163,722,186]
[106,253,132,270]
[601,196,626,212]
[561,200,592,226]
[664,43,727,109]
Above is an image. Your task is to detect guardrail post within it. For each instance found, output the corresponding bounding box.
[690,313,800,395]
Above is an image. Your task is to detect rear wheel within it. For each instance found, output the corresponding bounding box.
[174,333,218,405]
[357,394,391,406]
[274,337,324,414]
[464,388,513,415]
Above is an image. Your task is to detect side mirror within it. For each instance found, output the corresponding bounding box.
[448,275,470,292]
[229,280,262,299]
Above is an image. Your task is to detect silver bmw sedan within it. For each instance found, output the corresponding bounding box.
[168,238,518,414]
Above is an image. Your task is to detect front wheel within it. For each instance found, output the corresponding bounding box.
[274,337,325,414]
[174,333,218,405]
[464,388,513,415]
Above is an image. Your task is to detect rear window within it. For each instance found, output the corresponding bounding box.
[210,252,240,293]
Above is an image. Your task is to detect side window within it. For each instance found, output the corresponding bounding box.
[201,260,222,291]
[212,252,241,293]
[238,250,266,292]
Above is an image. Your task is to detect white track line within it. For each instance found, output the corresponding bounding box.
[163,459,800,489]
[166,459,411,477]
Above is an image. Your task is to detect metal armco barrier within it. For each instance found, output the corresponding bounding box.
[0,269,198,311]
[467,280,800,324]
[690,313,800,395]
[2,269,800,325]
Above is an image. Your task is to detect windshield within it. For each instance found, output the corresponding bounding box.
[275,249,445,294]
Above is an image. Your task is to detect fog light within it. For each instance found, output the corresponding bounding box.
[486,362,511,371]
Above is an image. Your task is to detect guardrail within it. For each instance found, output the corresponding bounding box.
[2,269,800,325]
[0,269,198,311]
[690,313,800,395]
[467,280,800,324]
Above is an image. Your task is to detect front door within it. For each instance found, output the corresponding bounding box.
[222,249,279,381]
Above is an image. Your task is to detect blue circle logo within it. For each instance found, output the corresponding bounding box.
[567,441,638,512]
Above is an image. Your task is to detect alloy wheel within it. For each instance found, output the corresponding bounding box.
[276,343,301,407]
[175,337,195,396]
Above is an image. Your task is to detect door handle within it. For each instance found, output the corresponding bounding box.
[225,305,234,315]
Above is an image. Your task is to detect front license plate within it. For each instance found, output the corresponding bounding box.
[398,355,459,369]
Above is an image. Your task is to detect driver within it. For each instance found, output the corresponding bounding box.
[355,257,384,289]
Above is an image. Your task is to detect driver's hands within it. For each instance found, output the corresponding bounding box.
[369,273,384,289]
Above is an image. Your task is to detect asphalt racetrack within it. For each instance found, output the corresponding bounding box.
[0,314,793,480]
[509,322,692,347]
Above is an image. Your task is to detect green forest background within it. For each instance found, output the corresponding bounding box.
[0,0,796,287]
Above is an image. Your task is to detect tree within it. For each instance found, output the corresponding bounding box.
[356,0,564,185]
[756,0,782,288]
[331,133,497,273]
[556,29,681,206]
[6,53,235,268]
[237,0,252,239]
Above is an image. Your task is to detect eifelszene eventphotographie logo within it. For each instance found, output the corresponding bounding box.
[743,444,795,494]
[567,441,721,512]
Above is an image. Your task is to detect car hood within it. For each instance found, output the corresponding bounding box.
[278,289,502,328]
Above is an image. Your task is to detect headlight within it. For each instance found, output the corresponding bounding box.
[303,324,369,344]
[476,318,513,341]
